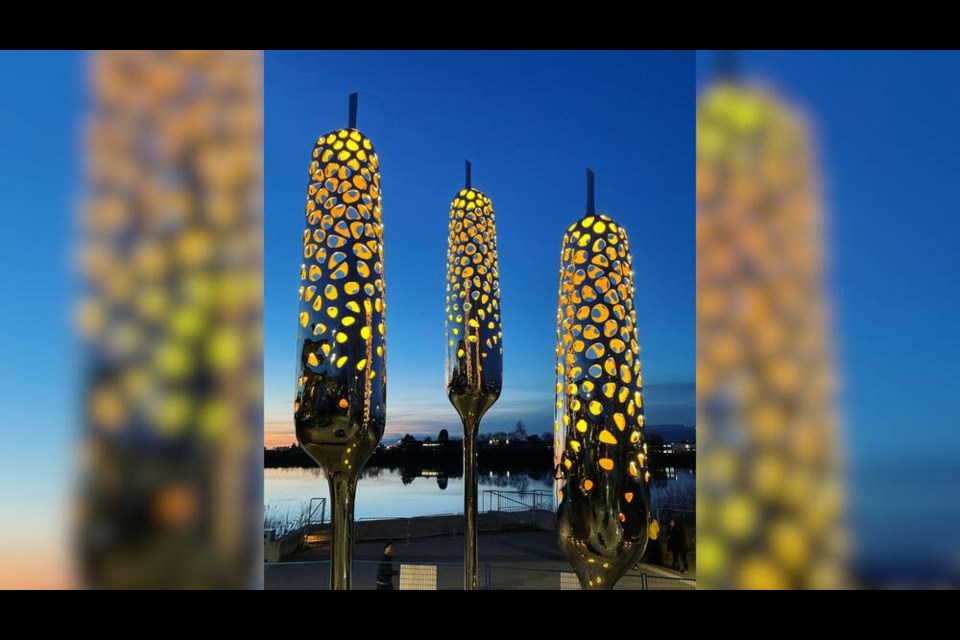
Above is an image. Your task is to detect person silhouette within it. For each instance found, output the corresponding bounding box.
[376,542,398,590]
[667,519,689,573]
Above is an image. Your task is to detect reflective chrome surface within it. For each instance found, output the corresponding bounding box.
[295,96,385,590]
[554,171,649,589]
[445,163,503,589]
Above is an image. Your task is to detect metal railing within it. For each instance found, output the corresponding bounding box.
[656,502,695,522]
[264,559,695,590]
[309,497,327,525]
[482,489,554,513]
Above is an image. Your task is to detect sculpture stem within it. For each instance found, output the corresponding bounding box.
[328,472,358,590]
[463,416,479,590]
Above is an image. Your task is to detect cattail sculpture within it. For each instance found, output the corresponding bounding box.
[78,50,262,589]
[697,77,846,590]
[555,170,649,589]
[295,94,386,590]
[445,161,503,590]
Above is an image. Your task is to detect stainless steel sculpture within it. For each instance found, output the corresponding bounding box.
[445,161,503,590]
[554,170,649,589]
[295,94,386,590]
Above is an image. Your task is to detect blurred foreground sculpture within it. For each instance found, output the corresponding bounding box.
[77,50,263,589]
[697,75,847,589]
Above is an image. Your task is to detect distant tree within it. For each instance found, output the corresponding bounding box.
[541,431,552,444]
[438,429,449,443]
[647,433,665,449]
[425,437,432,443]
[527,433,541,443]
[401,433,418,446]
[514,420,527,439]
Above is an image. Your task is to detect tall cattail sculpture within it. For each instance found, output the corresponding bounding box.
[445,161,503,590]
[555,170,649,589]
[295,94,386,590]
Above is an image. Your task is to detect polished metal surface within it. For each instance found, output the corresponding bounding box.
[295,95,385,590]
[445,162,503,589]
[554,170,649,589]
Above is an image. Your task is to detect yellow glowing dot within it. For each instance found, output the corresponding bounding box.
[327,307,339,318]
[583,479,594,491]
[346,301,360,313]
[576,419,588,433]
[624,492,634,503]
[613,413,626,431]
[586,343,605,360]
[604,357,617,376]
[563,459,572,470]
[325,284,338,300]
[604,320,618,337]
[628,461,639,478]
[588,400,603,416]
[299,312,309,327]
[630,431,641,444]
[321,344,331,357]
[360,326,372,340]
[336,332,348,343]
[338,398,348,409]
[336,356,348,368]
[307,353,319,367]
[356,359,367,371]
[569,440,581,453]
[599,430,617,445]
[342,316,356,327]
[599,458,614,471]
[344,282,360,295]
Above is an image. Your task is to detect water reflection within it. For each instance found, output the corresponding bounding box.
[265,466,694,524]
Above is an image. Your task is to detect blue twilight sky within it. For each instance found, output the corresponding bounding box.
[696,50,960,467]
[265,51,695,445]
[0,51,82,560]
